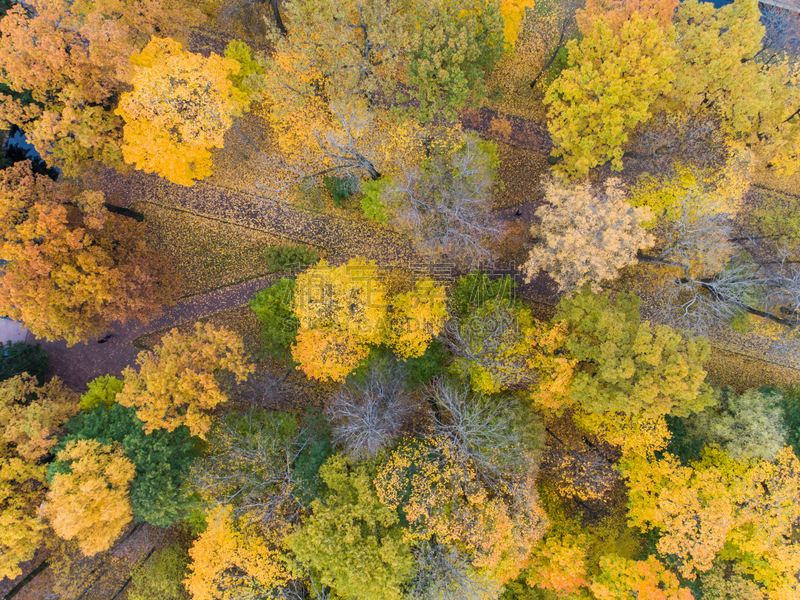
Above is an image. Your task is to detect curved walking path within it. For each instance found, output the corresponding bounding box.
[30,273,284,390]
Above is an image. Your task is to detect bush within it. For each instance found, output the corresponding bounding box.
[361,178,391,224]
[323,174,359,206]
[128,544,190,600]
[451,271,516,320]
[262,243,320,273]
[79,375,124,412]
[0,341,49,383]
[249,278,299,359]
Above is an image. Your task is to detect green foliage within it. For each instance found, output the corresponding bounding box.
[55,403,200,527]
[664,414,706,465]
[684,388,787,461]
[555,286,715,419]
[292,408,333,504]
[262,244,320,273]
[285,455,414,600]
[79,375,124,412]
[128,544,190,600]
[451,271,516,320]
[249,278,299,359]
[402,338,448,388]
[543,45,571,88]
[778,385,800,458]
[0,341,49,383]
[405,0,505,122]
[224,39,264,101]
[361,178,391,224]
[323,175,359,207]
[476,139,502,184]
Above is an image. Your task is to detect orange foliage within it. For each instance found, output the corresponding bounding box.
[590,555,694,600]
[0,0,204,172]
[0,161,169,345]
[577,0,679,34]
[527,532,591,596]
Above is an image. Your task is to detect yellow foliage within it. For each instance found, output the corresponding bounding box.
[630,161,750,225]
[500,0,536,51]
[116,37,249,186]
[545,13,675,177]
[117,323,253,438]
[0,374,79,460]
[186,505,288,600]
[292,259,445,380]
[375,436,547,584]
[0,456,48,579]
[574,410,671,457]
[388,278,448,359]
[42,439,135,556]
[668,0,800,175]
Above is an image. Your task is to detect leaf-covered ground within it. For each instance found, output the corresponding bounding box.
[133,201,299,297]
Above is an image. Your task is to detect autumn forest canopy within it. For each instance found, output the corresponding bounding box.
[1,0,800,599]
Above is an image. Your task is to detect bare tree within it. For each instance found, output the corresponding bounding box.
[384,132,504,266]
[326,362,415,460]
[191,409,312,528]
[759,4,800,55]
[408,539,501,600]
[428,378,529,493]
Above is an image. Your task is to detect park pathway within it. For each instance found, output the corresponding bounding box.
[29,273,284,390]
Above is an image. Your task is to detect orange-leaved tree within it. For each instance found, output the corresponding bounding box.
[0,0,205,174]
[116,37,249,186]
[622,446,800,586]
[41,439,136,556]
[0,161,170,345]
[117,323,253,439]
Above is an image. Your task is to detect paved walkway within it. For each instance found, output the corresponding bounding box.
[30,273,283,390]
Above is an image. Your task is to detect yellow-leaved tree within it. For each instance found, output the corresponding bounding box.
[186,505,288,600]
[117,323,253,438]
[622,446,800,588]
[545,12,675,177]
[41,439,135,556]
[666,0,800,174]
[292,260,446,381]
[0,456,49,579]
[116,37,249,186]
[0,374,79,460]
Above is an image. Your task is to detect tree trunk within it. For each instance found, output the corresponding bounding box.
[267,0,288,36]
